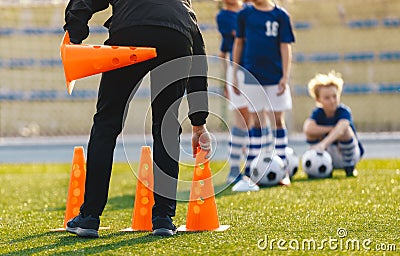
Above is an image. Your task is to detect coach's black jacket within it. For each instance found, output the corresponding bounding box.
[64,0,198,45]
[64,0,208,126]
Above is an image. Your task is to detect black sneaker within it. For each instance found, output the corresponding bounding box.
[66,213,100,238]
[152,216,177,237]
[345,166,358,177]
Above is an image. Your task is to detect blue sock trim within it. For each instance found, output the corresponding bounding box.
[232,127,248,137]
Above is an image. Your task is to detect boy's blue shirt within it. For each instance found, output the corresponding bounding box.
[310,104,364,156]
[236,5,295,85]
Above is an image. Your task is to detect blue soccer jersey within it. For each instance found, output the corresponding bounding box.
[237,5,295,85]
[310,104,364,156]
[216,9,237,59]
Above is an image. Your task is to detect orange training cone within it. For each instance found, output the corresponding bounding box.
[121,146,155,232]
[51,146,86,231]
[60,31,157,94]
[178,149,229,232]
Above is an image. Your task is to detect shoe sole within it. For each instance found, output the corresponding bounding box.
[152,228,177,237]
[66,226,99,238]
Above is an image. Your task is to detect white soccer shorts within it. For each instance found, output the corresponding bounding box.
[225,65,248,110]
[241,83,292,113]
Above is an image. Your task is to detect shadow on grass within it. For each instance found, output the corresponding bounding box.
[4,231,159,255]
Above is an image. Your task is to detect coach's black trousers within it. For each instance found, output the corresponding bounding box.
[80,26,206,220]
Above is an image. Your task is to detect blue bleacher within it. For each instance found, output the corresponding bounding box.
[293,53,306,63]
[343,84,372,94]
[379,51,400,61]
[294,21,311,30]
[308,53,341,62]
[343,52,375,61]
[378,83,400,93]
[348,19,379,28]
[0,27,14,36]
[39,58,62,68]
[382,18,400,27]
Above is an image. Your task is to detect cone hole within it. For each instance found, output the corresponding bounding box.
[93,45,101,49]
[73,188,81,197]
[112,58,120,65]
[199,180,205,186]
[195,168,203,177]
[193,205,200,214]
[141,197,149,205]
[130,47,136,50]
[197,197,204,205]
[111,46,119,49]
[130,54,137,62]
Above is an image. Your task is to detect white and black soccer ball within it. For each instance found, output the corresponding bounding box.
[285,147,299,178]
[301,149,333,178]
[250,154,285,186]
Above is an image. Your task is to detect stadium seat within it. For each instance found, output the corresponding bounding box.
[343,52,375,61]
[293,53,306,63]
[294,21,311,30]
[347,19,379,28]
[40,58,62,68]
[308,53,340,62]
[198,23,216,32]
[382,18,400,27]
[89,26,108,34]
[343,84,372,94]
[0,27,13,36]
[8,58,36,68]
[379,51,400,61]
[378,83,400,93]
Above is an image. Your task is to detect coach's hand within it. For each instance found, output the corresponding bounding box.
[192,125,212,159]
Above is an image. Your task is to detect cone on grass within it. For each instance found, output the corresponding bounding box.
[50,146,86,231]
[121,146,155,232]
[60,31,157,94]
[178,149,229,232]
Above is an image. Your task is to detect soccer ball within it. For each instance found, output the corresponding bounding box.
[285,147,299,178]
[250,154,285,186]
[301,149,333,178]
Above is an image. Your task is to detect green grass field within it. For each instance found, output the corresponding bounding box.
[0,159,399,255]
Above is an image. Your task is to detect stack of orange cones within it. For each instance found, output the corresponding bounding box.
[60,31,157,95]
[178,149,229,232]
[121,146,155,232]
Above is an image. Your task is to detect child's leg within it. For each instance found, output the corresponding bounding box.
[244,110,268,177]
[227,107,251,183]
[338,127,360,171]
[269,111,287,163]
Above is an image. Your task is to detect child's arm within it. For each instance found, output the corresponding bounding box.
[311,119,350,151]
[232,38,244,95]
[303,118,334,137]
[218,51,229,97]
[277,42,292,96]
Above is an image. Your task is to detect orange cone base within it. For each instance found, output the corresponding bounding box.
[120,227,150,232]
[177,225,230,232]
[50,226,110,232]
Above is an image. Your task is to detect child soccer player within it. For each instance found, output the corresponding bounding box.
[303,71,364,177]
[232,0,295,185]
[216,0,257,191]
